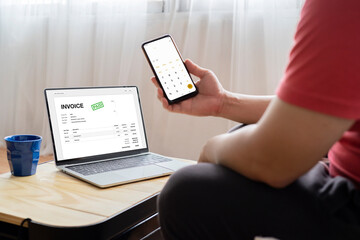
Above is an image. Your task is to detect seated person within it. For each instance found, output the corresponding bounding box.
[151,0,360,239]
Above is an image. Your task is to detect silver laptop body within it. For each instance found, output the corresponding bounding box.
[44,86,191,188]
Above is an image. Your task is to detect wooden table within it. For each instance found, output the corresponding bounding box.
[0,161,175,240]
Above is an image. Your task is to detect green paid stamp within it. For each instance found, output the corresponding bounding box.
[91,101,104,111]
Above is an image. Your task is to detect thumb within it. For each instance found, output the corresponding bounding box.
[185,59,208,78]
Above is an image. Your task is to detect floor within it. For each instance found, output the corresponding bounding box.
[0,147,53,174]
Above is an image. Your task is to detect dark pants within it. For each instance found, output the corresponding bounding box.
[158,162,360,240]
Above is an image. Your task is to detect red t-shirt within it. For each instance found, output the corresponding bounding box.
[277,0,360,187]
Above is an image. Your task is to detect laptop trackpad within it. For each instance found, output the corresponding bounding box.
[156,160,193,171]
[114,165,172,180]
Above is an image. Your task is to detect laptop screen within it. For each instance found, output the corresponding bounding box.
[45,87,148,161]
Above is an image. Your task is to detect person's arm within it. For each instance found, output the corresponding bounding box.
[199,97,354,188]
[218,92,273,124]
[151,59,273,124]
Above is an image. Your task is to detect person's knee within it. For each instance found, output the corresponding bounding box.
[158,163,224,239]
[159,164,221,217]
[158,164,203,216]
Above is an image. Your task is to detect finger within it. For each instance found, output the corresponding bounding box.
[170,103,184,114]
[151,77,161,88]
[157,87,165,99]
[161,98,173,112]
[157,92,162,102]
[185,59,208,78]
[157,89,174,112]
[152,77,174,112]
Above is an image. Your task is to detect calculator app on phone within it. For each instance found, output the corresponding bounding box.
[142,35,198,104]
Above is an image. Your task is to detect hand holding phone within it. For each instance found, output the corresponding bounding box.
[142,35,198,104]
[151,59,226,118]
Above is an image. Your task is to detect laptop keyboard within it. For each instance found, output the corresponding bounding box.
[66,154,172,176]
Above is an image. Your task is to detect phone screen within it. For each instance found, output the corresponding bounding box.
[142,35,198,104]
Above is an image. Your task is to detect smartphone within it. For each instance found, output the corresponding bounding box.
[142,35,198,104]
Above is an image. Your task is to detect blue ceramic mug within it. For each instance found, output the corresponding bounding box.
[4,135,42,176]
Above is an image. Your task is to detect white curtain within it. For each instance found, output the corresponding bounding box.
[0,0,303,160]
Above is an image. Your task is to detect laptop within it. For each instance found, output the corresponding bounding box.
[44,86,192,188]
